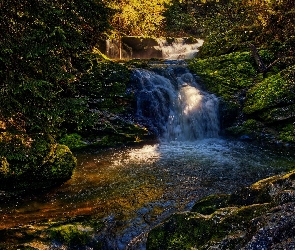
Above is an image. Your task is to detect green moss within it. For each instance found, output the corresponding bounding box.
[189,51,255,102]
[279,123,295,142]
[244,74,287,114]
[41,144,77,180]
[147,203,272,250]
[147,212,216,250]
[244,66,295,114]
[191,194,230,215]
[49,224,93,247]
[225,119,264,137]
[0,133,77,191]
[47,216,105,249]
[59,133,86,150]
[147,170,295,249]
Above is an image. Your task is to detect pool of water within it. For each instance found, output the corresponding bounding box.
[0,138,294,249]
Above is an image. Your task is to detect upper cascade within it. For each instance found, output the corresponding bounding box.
[104,37,203,59]
[155,38,204,60]
[132,62,219,141]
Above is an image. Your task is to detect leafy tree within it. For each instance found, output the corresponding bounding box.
[163,0,199,36]
[107,0,171,37]
[0,0,114,190]
[0,0,112,135]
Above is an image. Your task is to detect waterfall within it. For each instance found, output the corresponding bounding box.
[155,38,204,59]
[132,62,219,141]
[105,37,203,59]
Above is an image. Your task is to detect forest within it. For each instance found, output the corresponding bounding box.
[1,0,295,191]
[1,0,295,249]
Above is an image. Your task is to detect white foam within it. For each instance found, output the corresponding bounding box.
[155,38,204,59]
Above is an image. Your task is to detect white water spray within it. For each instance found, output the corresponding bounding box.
[155,38,204,59]
[132,63,219,141]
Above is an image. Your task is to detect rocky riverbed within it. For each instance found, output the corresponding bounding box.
[147,166,295,249]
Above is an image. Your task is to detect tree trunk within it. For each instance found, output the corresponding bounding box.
[249,43,267,73]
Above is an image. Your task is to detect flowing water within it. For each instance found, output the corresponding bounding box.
[155,38,204,59]
[132,60,219,140]
[0,61,295,249]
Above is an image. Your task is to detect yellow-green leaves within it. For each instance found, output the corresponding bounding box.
[107,0,171,37]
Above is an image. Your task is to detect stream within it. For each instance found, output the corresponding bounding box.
[0,140,294,249]
[1,43,295,249]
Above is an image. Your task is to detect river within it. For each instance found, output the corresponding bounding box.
[0,139,293,249]
[1,45,295,249]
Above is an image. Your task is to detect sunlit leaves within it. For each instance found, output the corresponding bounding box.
[107,0,170,37]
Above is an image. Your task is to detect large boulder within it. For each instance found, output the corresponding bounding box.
[0,133,77,192]
[147,169,295,249]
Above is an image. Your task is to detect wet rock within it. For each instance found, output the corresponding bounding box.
[146,169,295,250]
[240,135,252,141]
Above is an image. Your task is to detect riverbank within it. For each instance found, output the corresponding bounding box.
[188,50,295,149]
[147,165,295,250]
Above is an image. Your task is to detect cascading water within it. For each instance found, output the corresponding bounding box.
[1,36,295,250]
[132,61,219,141]
[155,38,204,59]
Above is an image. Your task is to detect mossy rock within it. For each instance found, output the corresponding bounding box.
[225,119,264,139]
[191,194,230,215]
[0,133,77,191]
[147,204,271,250]
[258,104,295,123]
[146,212,216,250]
[147,169,295,249]
[0,216,105,249]
[243,67,295,115]
[49,224,94,248]
[39,144,77,181]
[47,216,105,249]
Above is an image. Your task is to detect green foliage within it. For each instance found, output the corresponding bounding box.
[0,0,141,190]
[0,0,112,135]
[244,66,295,114]
[59,133,86,150]
[74,54,130,113]
[0,157,9,175]
[279,124,295,143]
[189,52,256,102]
[163,0,199,37]
[107,0,170,37]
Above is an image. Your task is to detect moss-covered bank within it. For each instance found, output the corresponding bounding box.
[147,169,295,249]
[0,215,105,250]
[0,134,76,192]
[188,49,295,148]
